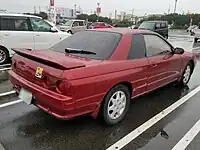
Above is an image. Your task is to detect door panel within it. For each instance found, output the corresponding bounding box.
[0,16,34,50]
[147,55,173,91]
[167,54,182,80]
[33,32,63,50]
[143,34,174,91]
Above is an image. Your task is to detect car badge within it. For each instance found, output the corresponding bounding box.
[35,67,43,79]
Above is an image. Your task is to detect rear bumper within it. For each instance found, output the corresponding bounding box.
[9,70,75,119]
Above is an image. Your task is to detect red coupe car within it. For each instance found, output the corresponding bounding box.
[9,28,196,125]
[90,22,113,29]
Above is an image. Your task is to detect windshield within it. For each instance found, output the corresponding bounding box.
[65,20,73,26]
[139,22,155,30]
[50,31,121,60]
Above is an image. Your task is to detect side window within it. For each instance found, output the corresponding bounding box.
[161,23,166,28]
[30,18,52,32]
[78,21,84,26]
[144,34,172,57]
[73,21,79,27]
[0,17,29,31]
[128,34,146,59]
[155,23,161,29]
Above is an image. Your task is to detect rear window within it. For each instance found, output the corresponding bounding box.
[50,31,121,60]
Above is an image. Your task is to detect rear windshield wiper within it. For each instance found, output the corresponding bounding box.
[65,48,96,55]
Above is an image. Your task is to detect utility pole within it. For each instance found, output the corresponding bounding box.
[114,10,117,21]
[174,0,178,14]
[74,4,77,17]
[131,9,134,22]
[34,5,36,14]
[97,3,100,22]
[168,5,171,14]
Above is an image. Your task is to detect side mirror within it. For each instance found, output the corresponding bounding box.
[50,27,58,32]
[174,47,184,54]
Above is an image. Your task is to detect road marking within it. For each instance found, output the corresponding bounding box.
[0,91,16,97]
[0,64,11,67]
[0,99,22,109]
[0,142,5,150]
[193,46,200,51]
[107,85,200,150]
[172,118,200,150]
[0,67,11,72]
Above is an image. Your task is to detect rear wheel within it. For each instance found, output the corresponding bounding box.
[67,30,72,34]
[102,85,130,125]
[0,47,9,65]
[178,62,193,86]
[194,38,199,43]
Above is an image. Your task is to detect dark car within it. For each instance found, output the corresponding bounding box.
[139,21,168,39]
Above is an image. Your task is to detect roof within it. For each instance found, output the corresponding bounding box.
[90,28,155,35]
[0,13,42,19]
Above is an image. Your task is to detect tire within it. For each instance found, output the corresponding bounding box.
[67,30,72,34]
[0,47,9,65]
[102,85,131,126]
[178,62,193,86]
[194,38,198,43]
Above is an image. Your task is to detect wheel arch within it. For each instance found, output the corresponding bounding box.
[92,81,133,118]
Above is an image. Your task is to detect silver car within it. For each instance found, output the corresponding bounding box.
[60,20,87,34]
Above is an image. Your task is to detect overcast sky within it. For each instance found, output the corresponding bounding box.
[0,0,199,16]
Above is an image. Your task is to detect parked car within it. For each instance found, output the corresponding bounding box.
[90,22,113,29]
[9,28,196,125]
[128,25,139,29]
[0,13,71,65]
[59,19,87,34]
[139,21,168,39]
[193,24,200,43]
[86,22,93,29]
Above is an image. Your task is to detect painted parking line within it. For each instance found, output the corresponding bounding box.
[0,91,16,97]
[172,118,200,150]
[0,143,5,150]
[0,99,22,109]
[0,67,11,72]
[0,64,11,67]
[107,85,200,150]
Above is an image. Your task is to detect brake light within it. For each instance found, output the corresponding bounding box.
[56,80,71,95]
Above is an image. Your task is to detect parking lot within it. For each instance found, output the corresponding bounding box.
[1,30,200,150]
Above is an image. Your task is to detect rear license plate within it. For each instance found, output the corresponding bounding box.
[19,88,32,105]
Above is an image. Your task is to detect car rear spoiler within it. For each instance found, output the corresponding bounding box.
[12,48,70,70]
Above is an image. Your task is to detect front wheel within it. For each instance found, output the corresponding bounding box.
[102,85,130,126]
[0,48,9,65]
[179,62,193,86]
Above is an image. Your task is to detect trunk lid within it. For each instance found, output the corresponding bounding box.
[12,49,100,90]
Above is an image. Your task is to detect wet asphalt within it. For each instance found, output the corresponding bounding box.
[0,31,200,150]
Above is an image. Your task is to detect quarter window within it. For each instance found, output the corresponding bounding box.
[73,21,79,27]
[161,23,166,28]
[144,34,172,57]
[128,34,146,59]
[78,21,84,26]
[30,18,52,32]
[0,17,29,31]
[155,23,161,29]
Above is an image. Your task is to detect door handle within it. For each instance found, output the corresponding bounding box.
[35,35,40,36]
[151,64,158,67]
[4,34,10,36]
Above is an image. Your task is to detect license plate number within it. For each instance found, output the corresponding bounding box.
[19,88,32,105]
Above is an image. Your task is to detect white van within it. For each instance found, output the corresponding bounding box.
[0,13,71,64]
[59,19,87,34]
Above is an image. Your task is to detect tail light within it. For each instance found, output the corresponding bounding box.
[56,80,72,95]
